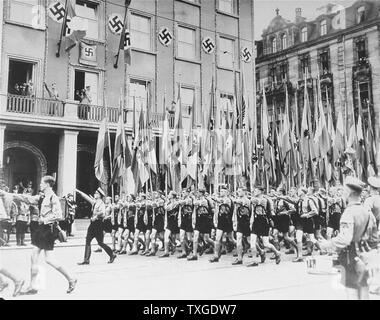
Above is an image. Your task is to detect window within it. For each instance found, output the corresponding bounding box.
[9,0,41,26]
[130,14,151,51]
[218,0,234,14]
[219,37,235,69]
[357,6,365,24]
[129,79,150,112]
[281,34,287,50]
[74,70,98,105]
[180,87,194,118]
[355,38,367,62]
[75,0,98,40]
[256,71,260,92]
[319,49,330,74]
[220,93,233,125]
[271,37,277,53]
[177,26,196,60]
[299,54,311,78]
[8,60,34,95]
[280,63,288,82]
[320,20,327,36]
[301,27,308,42]
[269,64,276,84]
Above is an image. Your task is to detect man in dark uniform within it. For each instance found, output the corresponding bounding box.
[231,187,251,265]
[76,187,117,265]
[65,193,76,237]
[119,195,136,254]
[209,185,235,263]
[129,193,147,255]
[177,189,194,259]
[146,192,165,256]
[247,186,281,267]
[160,191,180,258]
[187,188,215,261]
[326,187,346,240]
[274,186,298,256]
[320,177,372,300]
[292,187,320,262]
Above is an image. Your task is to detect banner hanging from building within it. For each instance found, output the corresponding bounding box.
[48,0,65,23]
[108,13,124,35]
[79,42,97,66]
[158,27,173,47]
[202,37,215,54]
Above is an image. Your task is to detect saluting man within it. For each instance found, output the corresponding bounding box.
[231,187,251,265]
[178,189,194,259]
[160,191,180,258]
[247,186,281,267]
[209,185,235,263]
[147,192,166,256]
[76,187,117,265]
[187,188,215,261]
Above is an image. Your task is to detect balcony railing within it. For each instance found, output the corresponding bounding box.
[77,104,119,123]
[6,94,64,117]
[3,94,178,130]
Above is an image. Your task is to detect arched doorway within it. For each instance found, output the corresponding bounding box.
[76,144,97,218]
[3,141,47,194]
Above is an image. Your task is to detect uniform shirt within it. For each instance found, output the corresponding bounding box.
[11,189,62,224]
[331,201,370,250]
[181,198,194,218]
[234,197,251,219]
[299,196,317,218]
[251,196,274,216]
[92,199,105,220]
[364,195,380,222]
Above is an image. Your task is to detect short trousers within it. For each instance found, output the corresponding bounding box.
[252,215,270,237]
[194,215,213,234]
[217,216,233,233]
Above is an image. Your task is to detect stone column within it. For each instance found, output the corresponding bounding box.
[57,130,79,197]
[0,124,5,186]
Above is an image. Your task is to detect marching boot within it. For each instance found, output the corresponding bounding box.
[16,233,21,246]
[78,244,91,265]
[21,233,27,246]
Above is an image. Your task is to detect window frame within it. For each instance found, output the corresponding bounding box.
[179,85,195,119]
[176,24,197,61]
[218,35,236,70]
[281,33,287,50]
[356,6,366,24]
[7,0,46,29]
[301,27,308,43]
[271,37,277,54]
[217,0,237,16]
[130,12,153,52]
[71,67,102,105]
[74,0,100,41]
[320,20,327,36]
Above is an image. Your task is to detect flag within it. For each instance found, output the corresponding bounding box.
[94,118,108,184]
[64,0,88,51]
[334,107,345,153]
[110,113,125,185]
[281,85,291,163]
[119,21,132,65]
[171,86,183,191]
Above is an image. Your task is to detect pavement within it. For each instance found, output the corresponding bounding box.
[1,219,380,300]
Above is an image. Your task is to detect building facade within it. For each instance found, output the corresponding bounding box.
[255,0,380,172]
[0,0,255,207]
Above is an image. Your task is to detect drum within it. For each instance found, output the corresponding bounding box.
[305,255,339,275]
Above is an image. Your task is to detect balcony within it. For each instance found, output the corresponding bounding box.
[0,94,176,134]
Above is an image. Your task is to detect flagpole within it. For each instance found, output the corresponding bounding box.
[56,0,69,57]
[104,98,115,199]
[114,0,131,68]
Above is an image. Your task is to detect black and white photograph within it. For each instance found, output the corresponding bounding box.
[0,0,380,306]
